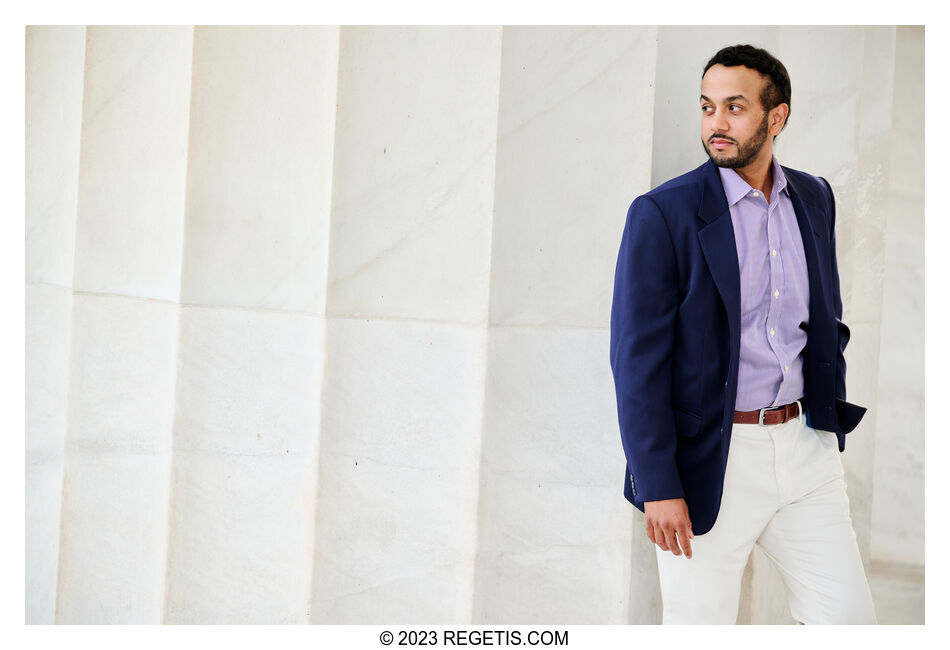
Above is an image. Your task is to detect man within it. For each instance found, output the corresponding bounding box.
[608,44,877,624]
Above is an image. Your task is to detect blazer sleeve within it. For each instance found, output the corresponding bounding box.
[609,195,685,503]
[820,177,867,432]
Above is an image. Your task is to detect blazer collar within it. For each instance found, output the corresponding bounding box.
[783,170,823,217]
[698,157,821,224]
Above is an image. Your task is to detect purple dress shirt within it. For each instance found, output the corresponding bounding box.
[719,156,810,412]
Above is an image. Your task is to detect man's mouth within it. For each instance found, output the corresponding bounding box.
[710,138,735,150]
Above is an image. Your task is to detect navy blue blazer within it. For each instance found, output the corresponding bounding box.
[608,159,867,535]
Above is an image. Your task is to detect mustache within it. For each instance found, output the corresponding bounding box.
[708,134,737,144]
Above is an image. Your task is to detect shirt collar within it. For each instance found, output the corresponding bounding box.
[717,154,789,207]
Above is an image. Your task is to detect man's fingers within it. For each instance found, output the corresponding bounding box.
[678,525,693,559]
[644,500,693,556]
[666,526,683,555]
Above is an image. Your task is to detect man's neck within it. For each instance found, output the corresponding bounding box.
[733,152,775,203]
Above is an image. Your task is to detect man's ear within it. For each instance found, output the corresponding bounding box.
[770,103,790,134]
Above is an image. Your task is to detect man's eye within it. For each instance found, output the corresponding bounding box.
[729,104,741,111]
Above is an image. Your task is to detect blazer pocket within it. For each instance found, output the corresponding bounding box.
[673,405,703,438]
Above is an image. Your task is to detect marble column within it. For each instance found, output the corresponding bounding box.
[25,25,86,625]
[309,26,502,623]
[163,26,339,623]
[54,26,193,623]
[472,26,658,624]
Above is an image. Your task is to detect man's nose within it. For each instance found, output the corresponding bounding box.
[711,111,729,133]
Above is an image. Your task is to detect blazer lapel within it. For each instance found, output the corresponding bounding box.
[784,169,830,331]
[697,160,742,381]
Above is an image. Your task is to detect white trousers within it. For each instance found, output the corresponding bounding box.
[655,411,877,624]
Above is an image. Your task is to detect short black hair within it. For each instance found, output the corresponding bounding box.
[703,44,792,132]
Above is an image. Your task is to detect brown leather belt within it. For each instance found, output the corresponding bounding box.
[734,398,805,425]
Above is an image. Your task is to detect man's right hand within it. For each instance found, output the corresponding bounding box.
[645,498,694,559]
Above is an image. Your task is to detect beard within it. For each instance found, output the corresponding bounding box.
[703,111,770,169]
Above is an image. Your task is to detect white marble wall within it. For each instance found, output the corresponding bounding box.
[165,25,339,624]
[310,27,501,623]
[56,25,194,623]
[474,27,657,624]
[25,25,85,624]
[871,26,925,568]
[25,25,924,624]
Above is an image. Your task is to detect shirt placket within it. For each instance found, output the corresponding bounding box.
[763,193,788,407]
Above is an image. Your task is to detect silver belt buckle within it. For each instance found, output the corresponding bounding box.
[758,399,803,425]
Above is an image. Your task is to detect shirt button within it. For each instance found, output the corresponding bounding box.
[753,191,760,197]
[785,364,789,371]
[774,290,780,298]
[770,328,775,337]
[772,249,777,256]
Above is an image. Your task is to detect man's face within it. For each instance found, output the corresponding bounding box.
[700,64,775,169]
